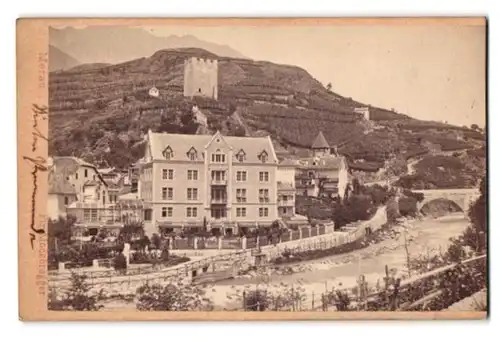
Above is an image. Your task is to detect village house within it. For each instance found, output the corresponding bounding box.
[354,107,371,120]
[98,167,133,203]
[295,131,350,199]
[138,129,280,236]
[47,156,135,237]
[48,156,109,203]
[192,105,208,126]
[148,86,159,98]
[277,159,299,218]
[47,168,78,220]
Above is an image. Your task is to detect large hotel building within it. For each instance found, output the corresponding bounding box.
[138,130,296,236]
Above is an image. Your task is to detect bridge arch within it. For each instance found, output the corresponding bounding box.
[412,188,480,216]
[419,198,465,215]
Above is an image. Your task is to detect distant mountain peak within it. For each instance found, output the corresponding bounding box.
[48,45,81,72]
[49,26,246,65]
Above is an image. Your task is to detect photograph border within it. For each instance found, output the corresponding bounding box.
[17,17,488,321]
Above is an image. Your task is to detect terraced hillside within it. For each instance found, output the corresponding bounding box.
[49,48,486,185]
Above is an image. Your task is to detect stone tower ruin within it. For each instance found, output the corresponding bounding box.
[183,57,218,100]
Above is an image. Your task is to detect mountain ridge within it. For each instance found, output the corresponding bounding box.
[48,47,485,188]
[49,26,247,68]
[49,45,81,72]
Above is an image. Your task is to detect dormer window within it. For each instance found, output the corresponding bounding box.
[235,149,246,162]
[258,150,268,163]
[211,149,226,163]
[162,146,174,160]
[187,147,197,161]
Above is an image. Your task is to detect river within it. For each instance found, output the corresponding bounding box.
[205,213,469,308]
[101,213,469,311]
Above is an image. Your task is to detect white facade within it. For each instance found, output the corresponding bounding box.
[354,107,370,120]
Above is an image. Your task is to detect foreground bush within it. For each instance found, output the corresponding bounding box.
[48,272,104,311]
[113,253,127,272]
[398,197,419,217]
[136,281,213,311]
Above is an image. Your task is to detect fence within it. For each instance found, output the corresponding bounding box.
[49,254,485,312]
[49,209,385,290]
[234,254,487,312]
[48,249,251,290]
[167,224,331,251]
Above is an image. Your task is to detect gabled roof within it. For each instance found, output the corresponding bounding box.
[147,131,278,163]
[48,170,76,195]
[83,180,103,187]
[311,131,330,149]
[98,167,116,175]
[51,156,95,175]
[51,156,108,186]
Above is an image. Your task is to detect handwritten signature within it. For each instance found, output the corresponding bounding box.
[23,104,48,249]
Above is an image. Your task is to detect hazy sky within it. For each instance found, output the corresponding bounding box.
[146,23,486,127]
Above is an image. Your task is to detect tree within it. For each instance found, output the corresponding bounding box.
[119,221,145,243]
[151,233,162,250]
[160,248,170,262]
[352,178,361,195]
[48,216,76,253]
[243,290,269,311]
[398,197,419,217]
[180,113,194,126]
[466,177,487,252]
[232,126,246,137]
[386,198,401,224]
[471,124,479,131]
[113,252,127,273]
[136,281,213,311]
[326,83,332,92]
[48,272,104,311]
[140,235,151,251]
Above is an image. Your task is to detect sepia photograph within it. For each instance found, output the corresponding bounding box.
[17,17,487,320]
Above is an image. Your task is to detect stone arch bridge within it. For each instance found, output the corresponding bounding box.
[412,188,480,214]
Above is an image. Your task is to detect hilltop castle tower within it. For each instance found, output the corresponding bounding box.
[183,57,218,100]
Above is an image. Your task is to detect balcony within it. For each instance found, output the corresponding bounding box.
[278,200,295,207]
[67,207,143,227]
[211,178,227,185]
[211,197,228,204]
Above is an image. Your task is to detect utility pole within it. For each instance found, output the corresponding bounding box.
[403,226,411,278]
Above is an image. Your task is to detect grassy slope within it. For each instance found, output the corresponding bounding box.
[48,48,486,184]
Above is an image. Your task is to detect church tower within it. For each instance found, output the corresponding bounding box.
[311,131,331,157]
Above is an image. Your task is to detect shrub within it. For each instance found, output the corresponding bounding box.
[119,221,145,243]
[402,189,424,202]
[160,248,169,261]
[129,251,150,264]
[466,177,487,253]
[113,253,127,272]
[136,281,213,311]
[386,198,400,224]
[398,197,418,217]
[335,194,373,226]
[243,290,269,311]
[326,289,351,311]
[361,184,392,206]
[150,233,162,250]
[48,272,104,311]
